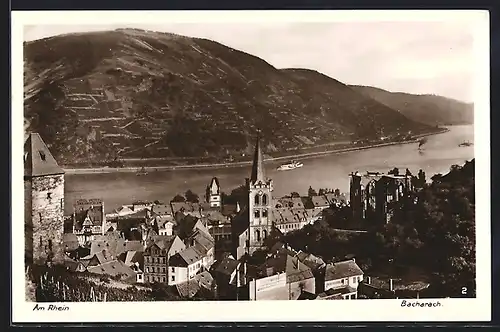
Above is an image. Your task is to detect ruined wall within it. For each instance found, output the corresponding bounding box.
[29,174,65,265]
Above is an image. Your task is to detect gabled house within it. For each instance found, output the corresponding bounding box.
[174,271,215,299]
[73,199,106,245]
[316,258,364,299]
[247,248,316,300]
[143,235,186,284]
[168,246,205,285]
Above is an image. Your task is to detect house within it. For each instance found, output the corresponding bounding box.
[151,203,172,216]
[272,208,309,234]
[62,254,86,272]
[72,199,106,245]
[168,246,205,285]
[185,229,215,269]
[86,259,138,283]
[211,255,240,299]
[143,235,186,284]
[317,259,364,299]
[170,202,204,219]
[247,248,316,300]
[174,271,215,299]
[310,195,330,209]
[130,262,144,284]
[358,276,431,299]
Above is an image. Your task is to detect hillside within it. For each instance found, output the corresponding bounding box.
[351,85,474,126]
[24,28,437,167]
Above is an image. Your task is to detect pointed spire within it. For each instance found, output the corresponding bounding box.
[250,134,264,183]
[24,133,64,177]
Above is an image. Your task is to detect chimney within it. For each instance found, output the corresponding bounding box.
[389,278,394,292]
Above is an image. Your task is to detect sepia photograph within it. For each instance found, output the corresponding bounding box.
[12,10,490,323]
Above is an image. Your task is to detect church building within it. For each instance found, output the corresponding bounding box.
[232,136,275,260]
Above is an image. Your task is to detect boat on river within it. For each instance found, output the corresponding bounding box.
[277,160,304,171]
[458,141,473,147]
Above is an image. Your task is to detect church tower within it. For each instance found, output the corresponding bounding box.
[24,133,65,265]
[246,135,273,254]
[206,177,221,208]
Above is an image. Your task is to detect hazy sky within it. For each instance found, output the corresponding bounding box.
[24,21,475,102]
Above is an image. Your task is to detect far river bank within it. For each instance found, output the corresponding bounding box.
[63,128,449,175]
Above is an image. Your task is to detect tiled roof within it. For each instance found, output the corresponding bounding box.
[175,271,214,298]
[170,246,203,267]
[311,196,330,207]
[214,256,239,276]
[87,259,136,280]
[324,260,364,281]
[24,133,64,177]
[151,204,171,215]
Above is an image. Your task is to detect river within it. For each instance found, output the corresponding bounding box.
[65,125,474,214]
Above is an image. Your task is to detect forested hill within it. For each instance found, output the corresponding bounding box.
[351,85,474,126]
[24,28,436,166]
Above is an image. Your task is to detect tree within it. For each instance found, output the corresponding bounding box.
[185,189,199,203]
[171,194,185,203]
[308,186,318,197]
[334,188,341,196]
[290,192,300,198]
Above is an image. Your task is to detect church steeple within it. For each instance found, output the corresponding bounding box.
[250,135,264,183]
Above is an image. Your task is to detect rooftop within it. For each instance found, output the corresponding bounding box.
[324,259,364,281]
[24,132,64,177]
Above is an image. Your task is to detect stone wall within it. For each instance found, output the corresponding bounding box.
[28,174,65,265]
[24,179,33,263]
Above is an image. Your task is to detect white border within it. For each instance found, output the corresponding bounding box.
[12,10,491,323]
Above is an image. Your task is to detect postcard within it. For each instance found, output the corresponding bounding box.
[12,9,490,323]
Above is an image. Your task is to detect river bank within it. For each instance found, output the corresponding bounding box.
[63,128,449,175]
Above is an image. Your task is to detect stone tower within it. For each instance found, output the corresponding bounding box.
[349,172,363,221]
[24,133,65,265]
[246,135,273,254]
[206,177,221,208]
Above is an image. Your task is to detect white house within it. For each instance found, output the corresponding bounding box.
[321,259,364,300]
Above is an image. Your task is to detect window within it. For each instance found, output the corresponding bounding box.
[262,194,268,205]
[47,192,52,199]
[152,267,155,273]
[352,277,356,283]
[171,276,175,282]
[341,279,345,285]
[255,229,261,241]
[254,210,260,218]
[254,194,260,205]
[262,209,268,218]
[171,267,175,273]
[162,268,165,273]
[39,151,46,161]
[263,229,267,239]
[357,276,361,283]
[161,277,165,283]
[145,276,149,282]
[146,267,149,273]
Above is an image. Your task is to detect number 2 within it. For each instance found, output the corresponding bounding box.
[461,287,467,295]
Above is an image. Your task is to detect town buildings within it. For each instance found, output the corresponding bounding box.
[143,235,186,283]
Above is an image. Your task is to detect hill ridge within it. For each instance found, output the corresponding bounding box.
[24,28,439,167]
